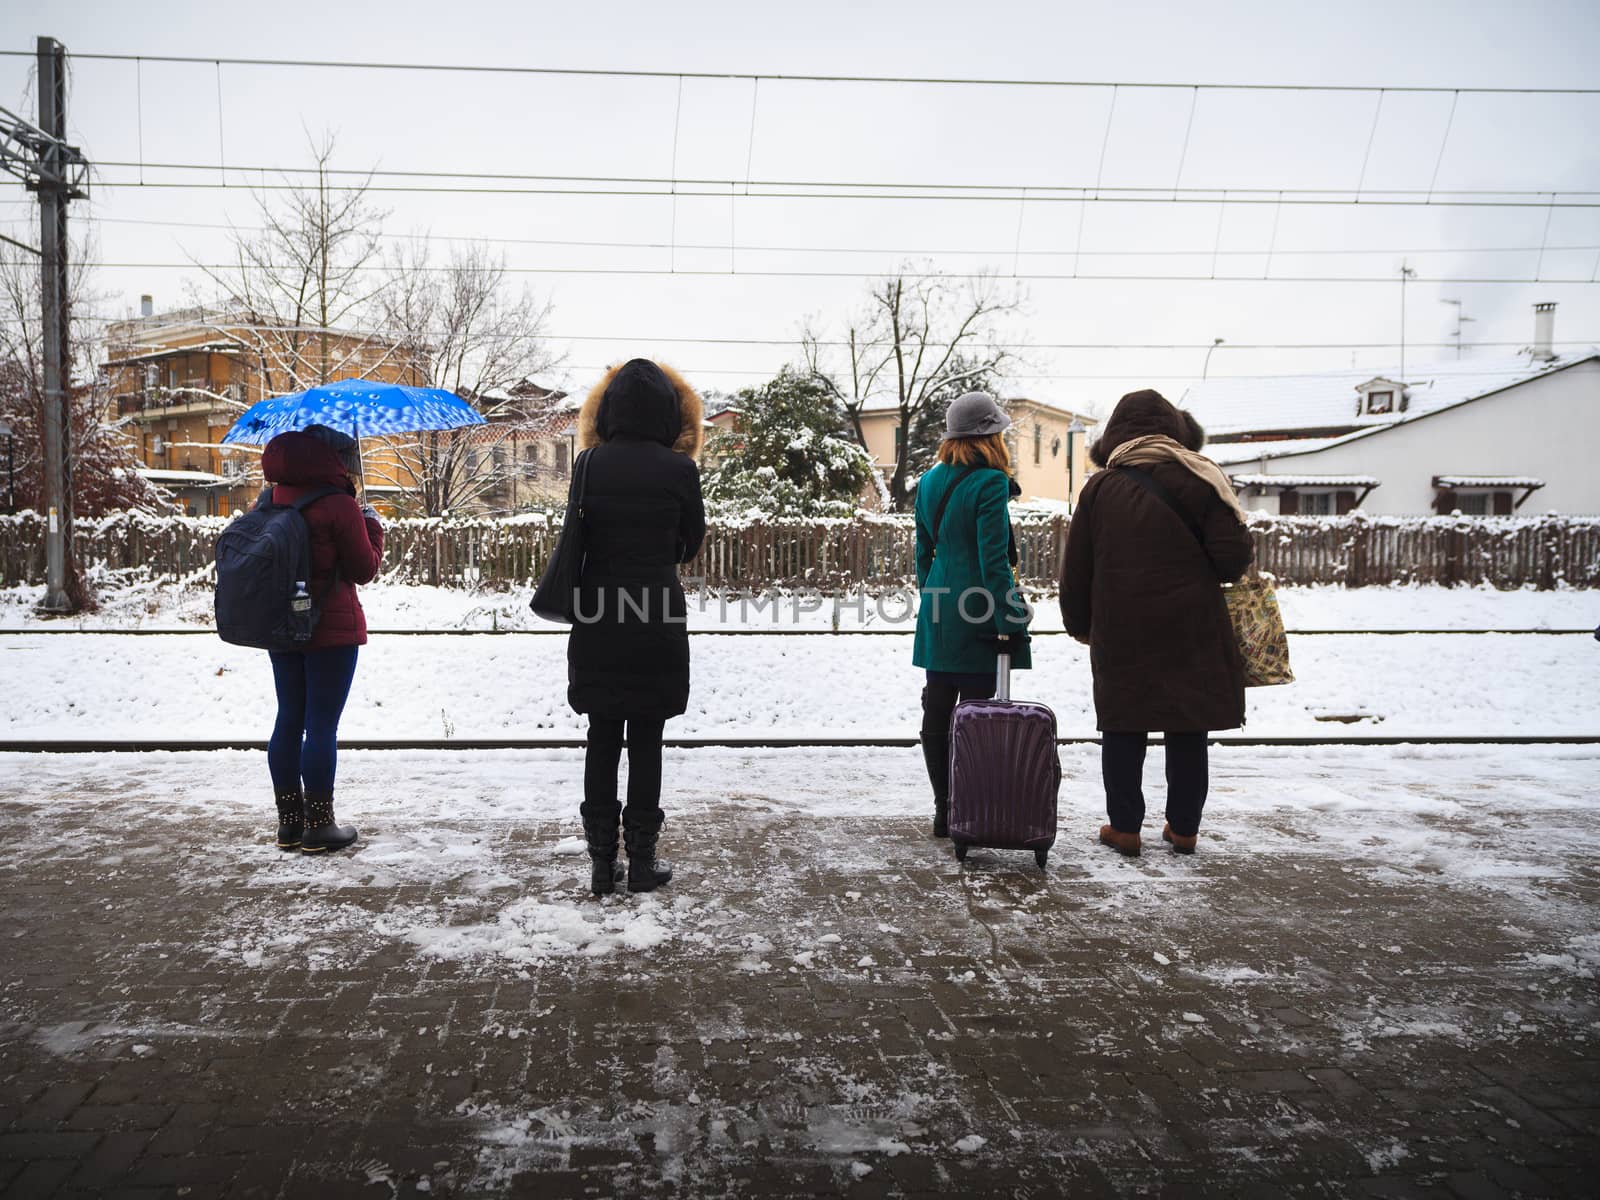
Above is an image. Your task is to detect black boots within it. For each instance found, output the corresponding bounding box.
[623,815,673,893]
[922,734,951,838]
[275,789,304,850]
[301,792,358,854]
[584,814,621,896]
[582,809,669,895]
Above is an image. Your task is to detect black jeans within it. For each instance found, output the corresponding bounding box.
[582,717,667,832]
[920,672,997,741]
[920,674,997,805]
[1101,732,1209,837]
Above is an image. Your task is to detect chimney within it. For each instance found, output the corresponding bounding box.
[140,294,154,318]
[1532,301,1556,361]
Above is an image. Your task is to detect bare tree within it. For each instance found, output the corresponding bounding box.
[368,240,561,516]
[801,265,1023,510]
[0,245,164,516]
[194,132,389,397]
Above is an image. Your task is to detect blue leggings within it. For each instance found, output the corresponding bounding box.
[268,646,359,796]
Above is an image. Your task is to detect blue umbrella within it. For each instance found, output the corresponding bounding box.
[220,377,487,446]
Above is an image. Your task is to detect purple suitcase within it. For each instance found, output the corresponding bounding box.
[947,651,1061,869]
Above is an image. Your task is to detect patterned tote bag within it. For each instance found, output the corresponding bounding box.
[1223,570,1294,687]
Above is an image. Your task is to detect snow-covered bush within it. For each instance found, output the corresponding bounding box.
[702,368,875,519]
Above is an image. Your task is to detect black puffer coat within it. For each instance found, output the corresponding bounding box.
[567,360,707,720]
[1059,390,1253,733]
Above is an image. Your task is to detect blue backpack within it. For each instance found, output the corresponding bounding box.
[214,486,341,650]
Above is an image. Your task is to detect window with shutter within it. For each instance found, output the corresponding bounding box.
[1492,492,1513,516]
[1336,491,1357,515]
[1301,492,1334,516]
[1278,490,1300,515]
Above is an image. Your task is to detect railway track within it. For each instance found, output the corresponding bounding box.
[0,628,1592,637]
[2,734,1595,753]
[4,627,1591,752]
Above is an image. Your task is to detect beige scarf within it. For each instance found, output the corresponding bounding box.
[1106,434,1249,523]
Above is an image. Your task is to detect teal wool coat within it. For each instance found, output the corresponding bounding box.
[911,462,1033,674]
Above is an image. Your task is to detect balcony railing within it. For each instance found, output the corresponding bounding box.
[114,385,242,419]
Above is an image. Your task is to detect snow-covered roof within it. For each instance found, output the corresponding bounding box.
[138,468,229,486]
[1231,474,1380,489]
[1182,352,1596,440]
[1210,434,1367,466]
[104,341,248,367]
[1434,475,1545,489]
[1004,396,1096,423]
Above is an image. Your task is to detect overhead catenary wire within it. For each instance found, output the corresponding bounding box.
[55,260,1600,284]
[12,309,1596,354]
[79,180,1600,210]
[75,161,1600,207]
[11,210,1597,261]
[54,315,1600,352]
[3,48,1598,94]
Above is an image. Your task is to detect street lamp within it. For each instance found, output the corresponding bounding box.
[1202,337,1225,380]
[0,418,13,514]
[1067,417,1087,510]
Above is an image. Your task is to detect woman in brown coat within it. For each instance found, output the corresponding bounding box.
[1059,390,1253,856]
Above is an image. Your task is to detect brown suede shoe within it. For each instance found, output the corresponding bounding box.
[1098,825,1141,857]
[1162,823,1198,854]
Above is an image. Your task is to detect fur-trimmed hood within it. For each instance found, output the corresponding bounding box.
[1089,388,1206,468]
[577,360,704,460]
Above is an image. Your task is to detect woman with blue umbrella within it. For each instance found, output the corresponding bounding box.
[223,378,485,854]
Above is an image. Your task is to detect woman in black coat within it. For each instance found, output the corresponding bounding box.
[1059,389,1253,857]
[569,359,706,896]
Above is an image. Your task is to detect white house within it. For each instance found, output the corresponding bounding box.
[1181,304,1600,516]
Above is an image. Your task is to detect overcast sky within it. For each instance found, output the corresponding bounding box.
[2,0,1597,416]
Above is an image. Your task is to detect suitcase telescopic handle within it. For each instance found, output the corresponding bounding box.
[989,633,1014,702]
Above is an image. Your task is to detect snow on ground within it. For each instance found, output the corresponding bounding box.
[5,740,1595,1192]
[2,580,1596,632]
[2,629,1596,740]
[1,743,1596,974]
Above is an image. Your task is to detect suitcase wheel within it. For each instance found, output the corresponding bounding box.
[1034,849,1048,870]
[954,843,969,862]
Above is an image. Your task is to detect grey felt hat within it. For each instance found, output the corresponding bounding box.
[943,391,1012,439]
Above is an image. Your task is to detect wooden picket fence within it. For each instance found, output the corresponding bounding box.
[3,509,1599,591]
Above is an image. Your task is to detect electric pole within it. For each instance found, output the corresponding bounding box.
[0,38,89,612]
[1399,261,1416,383]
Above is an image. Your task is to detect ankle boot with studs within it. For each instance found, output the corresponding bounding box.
[301,792,357,854]
[274,789,304,851]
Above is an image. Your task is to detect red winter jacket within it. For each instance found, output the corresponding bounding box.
[261,432,385,650]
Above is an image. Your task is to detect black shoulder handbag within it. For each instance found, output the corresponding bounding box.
[530,448,593,624]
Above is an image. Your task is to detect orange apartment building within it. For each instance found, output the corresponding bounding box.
[103,301,419,516]
[103,303,579,517]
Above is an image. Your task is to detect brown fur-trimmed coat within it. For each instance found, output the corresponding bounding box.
[567,362,707,720]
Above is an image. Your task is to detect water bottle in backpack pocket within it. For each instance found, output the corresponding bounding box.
[214,486,341,650]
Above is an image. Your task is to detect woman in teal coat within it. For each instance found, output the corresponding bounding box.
[913,391,1033,838]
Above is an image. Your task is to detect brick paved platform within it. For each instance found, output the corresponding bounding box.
[0,747,1596,1198]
